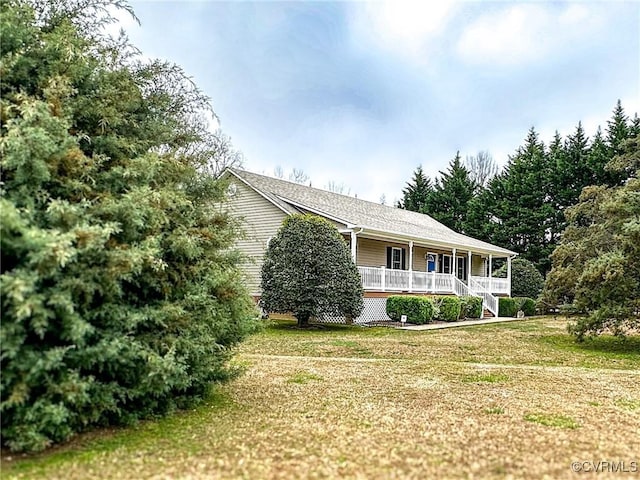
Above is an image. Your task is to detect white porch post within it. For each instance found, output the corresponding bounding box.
[381,266,386,292]
[350,231,357,262]
[489,254,493,293]
[467,251,472,284]
[408,241,414,292]
[507,256,512,297]
[452,248,457,284]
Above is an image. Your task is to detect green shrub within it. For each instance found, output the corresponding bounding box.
[496,258,544,298]
[514,297,536,316]
[261,215,363,327]
[498,298,518,317]
[386,296,434,324]
[435,297,462,322]
[0,1,259,453]
[461,296,483,319]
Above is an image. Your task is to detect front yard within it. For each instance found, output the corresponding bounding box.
[3,317,639,479]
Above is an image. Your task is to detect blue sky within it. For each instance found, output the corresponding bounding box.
[118,1,639,203]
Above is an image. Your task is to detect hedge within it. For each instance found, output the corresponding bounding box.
[461,296,483,319]
[498,297,518,317]
[435,297,462,322]
[514,297,536,316]
[386,296,435,324]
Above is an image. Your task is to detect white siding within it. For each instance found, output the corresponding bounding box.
[227,180,288,295]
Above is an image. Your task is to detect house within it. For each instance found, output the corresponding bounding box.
[222,168,517,322]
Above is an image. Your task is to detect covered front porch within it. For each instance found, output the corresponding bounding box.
[346,233,512,296]
[357,267,510,296]
[343,231,514,318]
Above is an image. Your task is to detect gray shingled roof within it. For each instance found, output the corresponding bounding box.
[230,168,516,256]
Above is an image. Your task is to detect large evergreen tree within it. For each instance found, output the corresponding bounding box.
[423,152,477,234]
[547,123,593,245]
[607,100,630,158]
[397,165,433,211]
[482,128,556,272]
[1,0,256,452]
[542,135,639,339]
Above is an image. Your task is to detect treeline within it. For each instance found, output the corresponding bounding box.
[398,101,639,274]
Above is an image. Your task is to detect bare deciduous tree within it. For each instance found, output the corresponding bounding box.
[465,150,499,190]
[289,168,310,184]
[272,166,309,184]
[325,181,351,195]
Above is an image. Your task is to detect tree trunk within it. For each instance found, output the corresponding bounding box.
[296,313,310,328]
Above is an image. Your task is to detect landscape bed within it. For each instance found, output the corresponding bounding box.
[3,317,639,479]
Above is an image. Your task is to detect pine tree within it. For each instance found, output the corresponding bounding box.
[463,189,493,242]
[630,113,640,138]
[546,131,566,245]
[607,99,630,157]
[483,128,555,273]
[587,127,611,186]
[547,123,596,244]
[1,0,256,452]
[397,165,433,211]
[423,152,476,234]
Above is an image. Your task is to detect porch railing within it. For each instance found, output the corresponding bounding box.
[358,267,455,294]
[470,276,510,295]
[469,277,498,317]
[357,266,501,317]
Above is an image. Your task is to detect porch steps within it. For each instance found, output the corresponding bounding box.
[482,309,495,319]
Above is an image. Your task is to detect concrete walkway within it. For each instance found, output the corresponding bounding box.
[398,316,522,330]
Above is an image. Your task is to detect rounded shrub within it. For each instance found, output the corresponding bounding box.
[498,297,518,317]
[435,297,462,322]
[261,214,363,327]
[514,297,536,316]
[386,296,435,324]
[496,258,544,298]
[461,296,483,319]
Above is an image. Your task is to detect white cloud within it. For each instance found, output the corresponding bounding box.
[349,1,459,60]
[456,4,603,67]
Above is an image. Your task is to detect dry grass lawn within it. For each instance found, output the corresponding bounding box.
[3,317,639,479]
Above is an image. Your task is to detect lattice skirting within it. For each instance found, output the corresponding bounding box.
[315,298,392,324]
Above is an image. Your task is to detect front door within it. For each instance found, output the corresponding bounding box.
[427,253,437,272]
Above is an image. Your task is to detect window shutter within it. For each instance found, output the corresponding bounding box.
[386,247,392,268]
[438,254,443,273]
[401,248,407,270]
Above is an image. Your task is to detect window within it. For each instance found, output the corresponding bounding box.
[392,247,402,270]
[442,255,452,274]
[386,246,406,270]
